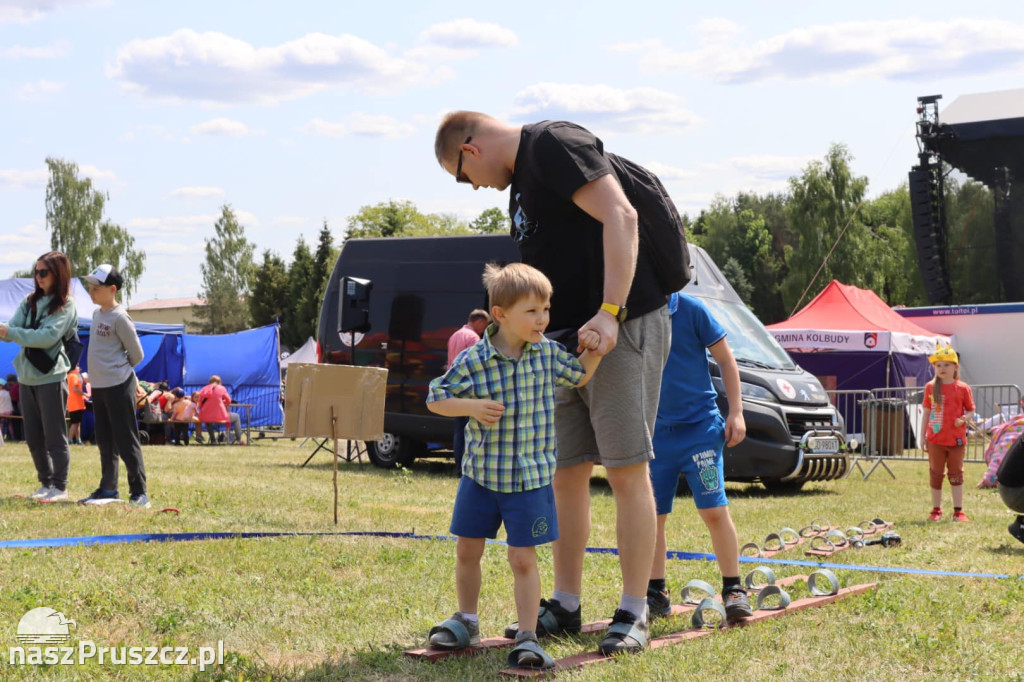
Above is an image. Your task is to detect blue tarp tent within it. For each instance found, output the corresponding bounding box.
[1,278,283,427]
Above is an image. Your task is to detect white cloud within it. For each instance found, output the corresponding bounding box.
[108,29,432,105]
[14,79,64,101]
[144,241,193,256]
[721,154,815,181]
[190,118,265,137]
[273,215,307,226]
[0,168,49,189]
[511,83,702,134]
[644,162,698,181]
[170,186,225,199]
[300,118,346,139]
[628,17,1024,83]
[78,164,117,185]
[301,113,415,139]
[420,18,518,49]
[127,211,259,237]
[0,222,48,266]
[1,40,70,59]
[0,0,103,24]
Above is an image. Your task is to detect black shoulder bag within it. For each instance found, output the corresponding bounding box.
[23,302,83,374]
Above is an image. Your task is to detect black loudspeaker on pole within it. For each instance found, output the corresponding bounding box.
[908,166,953,305]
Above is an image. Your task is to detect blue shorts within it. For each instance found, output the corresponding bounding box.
[650,415,728,514]
[450,477,558,547]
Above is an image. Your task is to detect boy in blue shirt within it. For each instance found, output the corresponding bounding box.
[647,292,752,620]
[425,262,602,670]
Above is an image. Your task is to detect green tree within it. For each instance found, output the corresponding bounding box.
[945,178,999,303]
[193,205,255,334]
[859,186,927,306]
[285,236,316,348]
[308,222,337,330]
[344,200,432,240]
[782,144,871,314]
[470,207,510,234]
[249,249,290,329]
[45,157,145,296]
[719,256,754,304]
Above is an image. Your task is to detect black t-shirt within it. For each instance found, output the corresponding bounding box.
[509,121,666,331]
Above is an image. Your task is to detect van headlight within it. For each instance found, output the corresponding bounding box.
[740,382,777,402]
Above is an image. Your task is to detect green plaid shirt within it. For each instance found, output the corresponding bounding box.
[427,325,585,493]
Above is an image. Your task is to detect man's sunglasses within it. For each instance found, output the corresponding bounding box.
[34,268,50,278]
[455,136,472,184]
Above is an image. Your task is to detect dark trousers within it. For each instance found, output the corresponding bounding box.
[92,376,147,497]
[20,381,70,489]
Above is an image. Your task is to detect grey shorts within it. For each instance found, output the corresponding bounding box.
[555,305,671,469]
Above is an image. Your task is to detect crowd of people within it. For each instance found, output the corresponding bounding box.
[0,253,249,508]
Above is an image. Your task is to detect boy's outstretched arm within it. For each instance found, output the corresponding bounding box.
[575,329,603,387]
[427,398,505,426]
[709,337,746,447]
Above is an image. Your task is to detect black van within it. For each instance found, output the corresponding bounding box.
[318,235,847,490]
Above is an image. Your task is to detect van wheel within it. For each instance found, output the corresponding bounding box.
[368,433,417,469]
[762,478,806,494]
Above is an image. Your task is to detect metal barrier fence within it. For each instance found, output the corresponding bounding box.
[827,385,1022,479]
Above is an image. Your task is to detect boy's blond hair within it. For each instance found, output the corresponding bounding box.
[482,262,552,311]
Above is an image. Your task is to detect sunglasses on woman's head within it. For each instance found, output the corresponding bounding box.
[34,269,50,278]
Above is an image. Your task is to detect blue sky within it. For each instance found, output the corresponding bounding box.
[2,0,1023,302]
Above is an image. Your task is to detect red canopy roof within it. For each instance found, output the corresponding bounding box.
[768,280,939,336]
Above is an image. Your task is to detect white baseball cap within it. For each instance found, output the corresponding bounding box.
[83,264,124,287]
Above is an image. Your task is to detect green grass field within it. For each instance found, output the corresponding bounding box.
[0,439,1021,681]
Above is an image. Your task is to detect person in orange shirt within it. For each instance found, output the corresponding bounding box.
[66,366,90,445]
[920,345,976,522]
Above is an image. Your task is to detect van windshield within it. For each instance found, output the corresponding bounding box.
[700,297,797,371]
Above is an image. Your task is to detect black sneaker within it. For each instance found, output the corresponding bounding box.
[723,589,753,621]
[504,598,581,639]
[646,585,672,618]
[79,488,121,505]
[597,608,648,656]
[1010,516,1024,546]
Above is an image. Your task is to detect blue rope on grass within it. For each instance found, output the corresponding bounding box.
[1,530,1020,580]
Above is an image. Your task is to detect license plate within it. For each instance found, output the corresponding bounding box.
[807,436,840,453]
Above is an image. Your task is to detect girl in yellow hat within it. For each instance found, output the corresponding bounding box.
[920,344,975,522]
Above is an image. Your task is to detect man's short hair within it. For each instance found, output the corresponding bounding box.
[209,375,221,385]
[434,111,493,165]
[482,263,552,310]
[468,309,490,323]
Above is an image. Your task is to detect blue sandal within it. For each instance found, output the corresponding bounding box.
[428,613,480,650]
[508,637,555,670]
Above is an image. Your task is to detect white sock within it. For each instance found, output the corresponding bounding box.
[619,594,648,622]
[552,590,580,612]
[458,612,478,624]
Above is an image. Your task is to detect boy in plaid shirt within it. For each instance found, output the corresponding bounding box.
[425,262,602,669]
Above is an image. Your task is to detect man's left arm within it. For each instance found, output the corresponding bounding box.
[572,174,638,356]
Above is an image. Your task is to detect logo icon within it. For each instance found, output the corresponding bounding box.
[864,333,877,349]
[17,608,77,645]
[531,517,549,538]
[776,378,797,400]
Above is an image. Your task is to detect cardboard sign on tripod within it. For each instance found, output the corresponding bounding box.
[283,363,388,524]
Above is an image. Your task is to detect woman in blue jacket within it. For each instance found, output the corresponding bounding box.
[0,252,78,501]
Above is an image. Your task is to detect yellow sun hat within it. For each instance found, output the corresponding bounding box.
[929,343,959,365]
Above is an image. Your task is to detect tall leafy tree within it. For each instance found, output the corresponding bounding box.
[193,205,255,334]
[945,177,999,303]
[308,221,337,330]
[44,157,145,296]
[782,144,871,314]
[285,236,316,348]
[470,207,510,234]
[344,200,432,239]
[249,249,290,329]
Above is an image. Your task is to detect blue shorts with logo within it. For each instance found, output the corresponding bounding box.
[450,477,558,547]
[650,414,729,514]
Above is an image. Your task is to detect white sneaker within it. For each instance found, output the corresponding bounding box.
[44,488,68,502]
[30,485,52,499]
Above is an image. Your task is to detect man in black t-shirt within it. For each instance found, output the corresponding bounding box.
[435,112,671,655]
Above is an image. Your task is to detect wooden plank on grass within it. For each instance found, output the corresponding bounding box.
[498,582,877,678]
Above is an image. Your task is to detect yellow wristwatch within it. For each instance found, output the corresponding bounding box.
[600,302,628,323]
